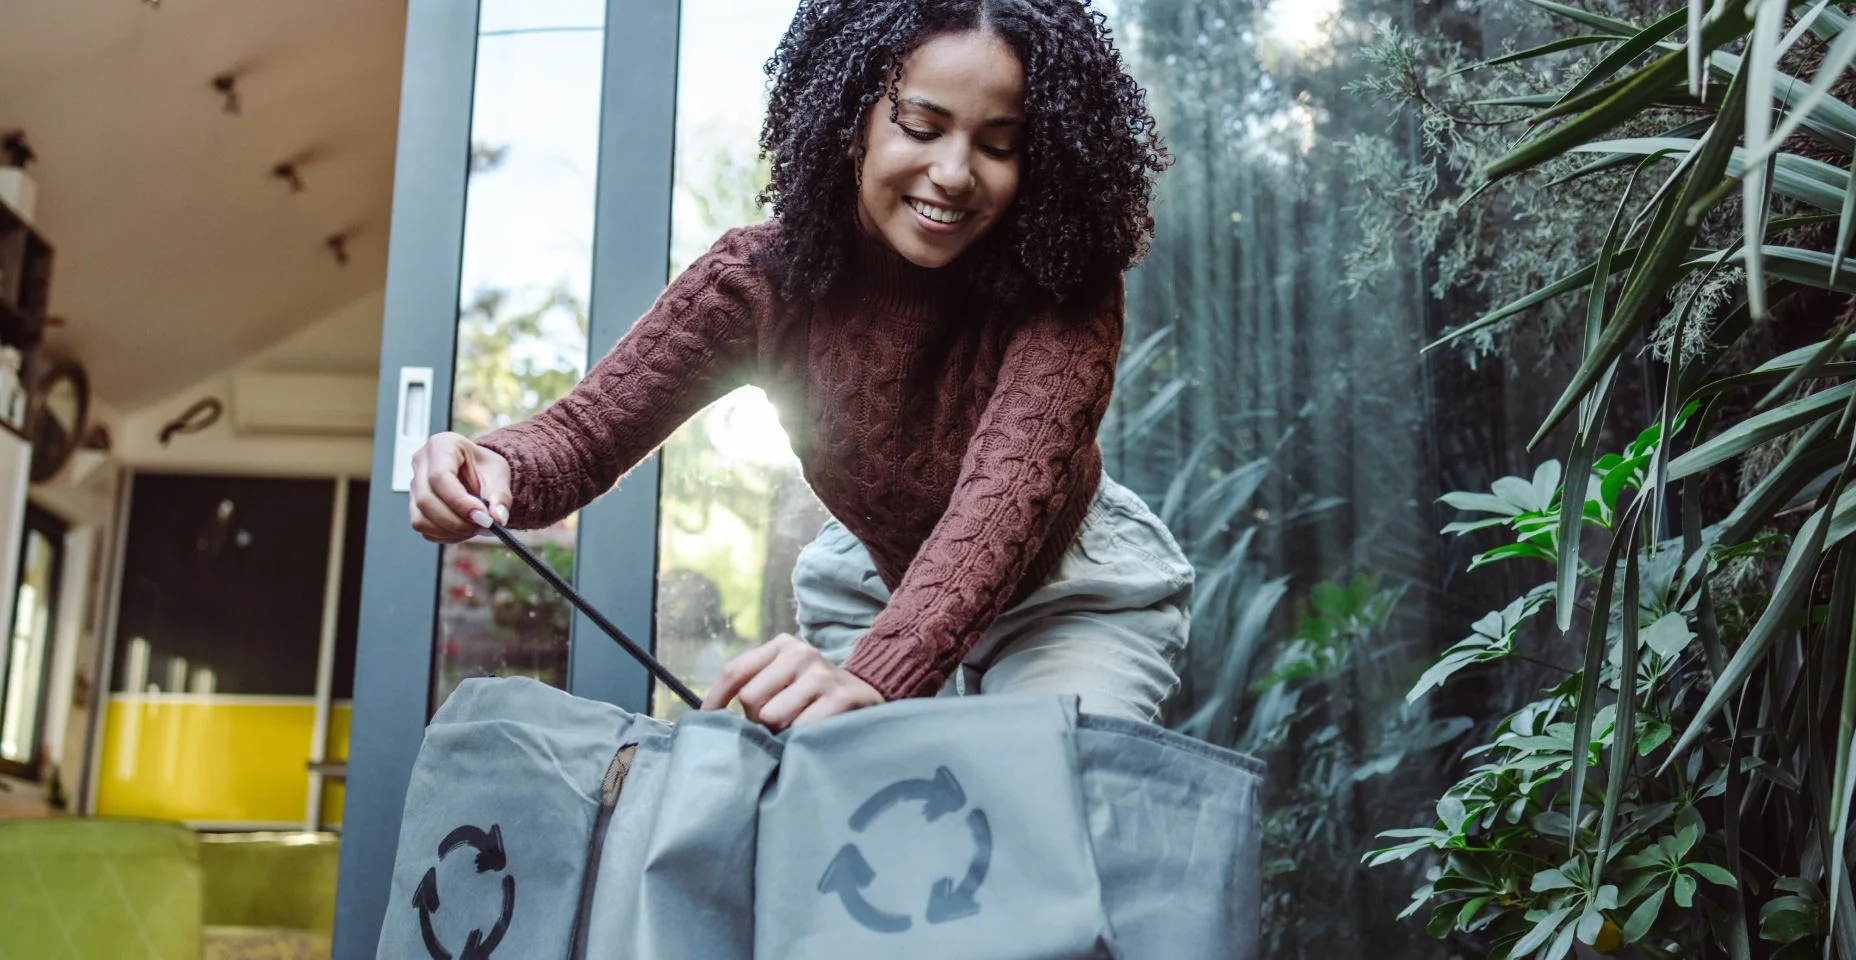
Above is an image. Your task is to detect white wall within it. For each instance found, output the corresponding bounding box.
[115,290,384,478]
[0,289,386,812]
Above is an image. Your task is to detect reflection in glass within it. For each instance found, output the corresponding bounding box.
[434,0,606,708]
[1099,1,1554,955]
[654,0,816,719]
[0,526,56,764]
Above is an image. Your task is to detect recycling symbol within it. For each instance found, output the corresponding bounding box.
[816,766,992,934]
[412,823,516,959]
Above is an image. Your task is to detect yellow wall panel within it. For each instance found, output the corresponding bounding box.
[97,698,353,825]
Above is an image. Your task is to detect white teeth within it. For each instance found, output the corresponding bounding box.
[908,199,969,225]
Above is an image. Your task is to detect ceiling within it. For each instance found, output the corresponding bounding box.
[0,0,406,409]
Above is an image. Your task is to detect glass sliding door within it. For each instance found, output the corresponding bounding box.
[431,0,608,708]
[652,0,808,718]
[0,505,64,778]
[337,0,669,949]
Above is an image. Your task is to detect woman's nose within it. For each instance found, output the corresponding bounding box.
[928,145,975,195]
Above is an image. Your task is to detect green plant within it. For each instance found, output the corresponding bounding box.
[1245,574,1477,955]
[1363,2,1856,956]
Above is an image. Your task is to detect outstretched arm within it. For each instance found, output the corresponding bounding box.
[472,227,776,529]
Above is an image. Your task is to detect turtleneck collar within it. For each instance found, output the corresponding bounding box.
[844,229,963,325]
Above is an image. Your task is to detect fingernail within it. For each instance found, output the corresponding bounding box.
[470,510,493,528]
[492,503,509,525]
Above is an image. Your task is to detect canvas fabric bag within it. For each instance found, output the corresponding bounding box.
[376,676,1261,960]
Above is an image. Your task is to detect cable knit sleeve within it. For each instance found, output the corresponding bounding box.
[843,280,1125,700]
[474,226,776,529]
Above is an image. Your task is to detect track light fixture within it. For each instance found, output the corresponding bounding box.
[272,162,304,192]
[211,73,241,115]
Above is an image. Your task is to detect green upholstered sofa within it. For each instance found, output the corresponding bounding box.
[0,819,337,960]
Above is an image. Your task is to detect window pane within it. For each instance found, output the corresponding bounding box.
[100,475,334,823]
[654,0,812,719]
[0,514,61,767]
[112,476,331,697]
[436,0,607,708]
[1099,1,1553,954]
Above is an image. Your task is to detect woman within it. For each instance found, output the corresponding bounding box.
[408,0,1190,730]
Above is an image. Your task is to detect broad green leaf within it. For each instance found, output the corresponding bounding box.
[1545,118,1716,188]
[1667,449,1853,765]
[1689,862,1739,887]
[1559,372,1615,630]
[1838,146,1856,287]
[1440,491,1527,516]
[1410,590,1552,700]
[1439,794,1469,834]
[1479,34,1626,71]
[1564,139,1849,212]
[1533,867,1576,891]
[1696,245,1856,294]
[1644,612,1695,659]
[1814,1,1850,42]
[1708,46,1856,145]
[1572,499,1644,844]
[1622,884,1667,942]
[1756,333,1856,373]
[1718,417,1840,546]
[1829,547,1856,943]
[1546,8,1690,113]
[1576,904,1606,944]
[1520,0,1638,34]
[1597,545,1644,876]
[1759,320,1855,408]
[1675,871,1699,908]
[1488,50,1688,180]
[1489,6,1753,181]
[1742,0,1784,319]
[1512,905,1576,956]
[1530,64,1751,449]
[1669,382,1856,479]
[1760,894,1822,944]
[1746,7,1856,165]
[1443,516,1516,536]
[1546,920,1579,960]
[1426,246,1651,352]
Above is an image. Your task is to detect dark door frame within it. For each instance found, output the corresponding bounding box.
[0,502,67,781]
[333,0,682,952]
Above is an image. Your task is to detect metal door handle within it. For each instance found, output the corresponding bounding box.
[391,366,434,492]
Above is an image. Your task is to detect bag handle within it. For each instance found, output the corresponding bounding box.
[487,522,703,710]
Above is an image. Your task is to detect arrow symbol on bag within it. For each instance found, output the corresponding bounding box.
[459,874,515,960]
[818,844,912,934]
[926,808,992,924]
[849,766,965,831]
[439,824,508,873]
[413,824,516,959]
[413,869,450,960]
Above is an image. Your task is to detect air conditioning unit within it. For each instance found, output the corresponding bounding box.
[229,370,376,436]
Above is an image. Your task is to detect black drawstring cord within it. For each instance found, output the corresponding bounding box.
[485,522,703,710]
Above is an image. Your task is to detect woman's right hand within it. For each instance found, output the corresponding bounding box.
[409,432,514,543]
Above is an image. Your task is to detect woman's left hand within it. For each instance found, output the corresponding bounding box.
[701,633,886,731]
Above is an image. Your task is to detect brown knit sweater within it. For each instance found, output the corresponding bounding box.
[476,221,1123,700]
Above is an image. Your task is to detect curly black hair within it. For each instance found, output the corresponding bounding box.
[757,0,1170,308]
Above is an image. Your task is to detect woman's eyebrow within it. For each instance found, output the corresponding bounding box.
[902,95,1022,128]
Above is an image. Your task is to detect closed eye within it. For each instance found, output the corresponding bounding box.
[902,126,1017,159]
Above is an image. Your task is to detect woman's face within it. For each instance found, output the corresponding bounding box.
[855,29,1026,268]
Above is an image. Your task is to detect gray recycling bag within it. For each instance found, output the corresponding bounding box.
[378,676,1261,960]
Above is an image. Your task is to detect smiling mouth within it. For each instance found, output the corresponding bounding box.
[907,198,971,225]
